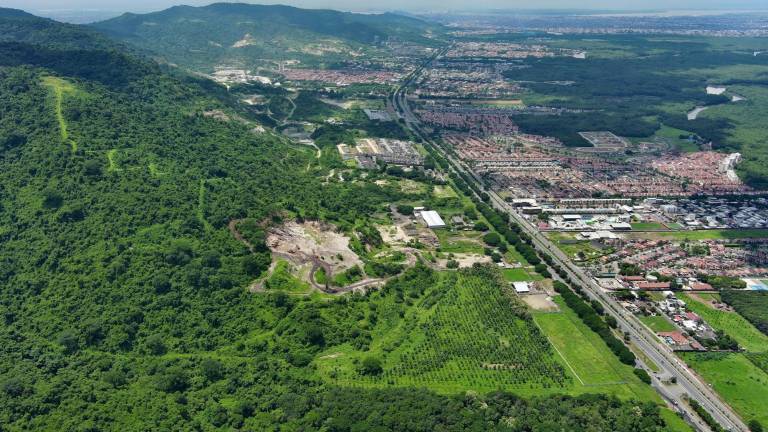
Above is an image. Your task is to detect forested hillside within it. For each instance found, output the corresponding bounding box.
[92,3,444,71]
[0,8,677,430]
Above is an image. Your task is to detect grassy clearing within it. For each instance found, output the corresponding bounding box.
[435,230,485,254]
[433,185,458,199]
[106,149,121,172]
[264,260,312,293]
[653,124,700,152]
[533,296,659,401]
[42,76,78,153]
[639,315,678,333]
[679,293,768,353]
[680,352,768,426]
[625,229,768,241]
[631,222,668,230]
[502,268,535,282]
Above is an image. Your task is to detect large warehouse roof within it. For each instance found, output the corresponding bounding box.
[421,210,446,228]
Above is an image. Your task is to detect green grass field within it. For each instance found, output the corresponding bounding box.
[625,229,768,241]
[680,352,768,426]
[533,296,660,401]
[679,294,768,353]
[435,230,485,254]
[502,268,536,282]
[631,222,668,230]
[639,315,678,333]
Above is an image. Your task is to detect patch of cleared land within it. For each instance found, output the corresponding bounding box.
[433,185,458,199]
[267,221,362,273]
[523,294,560,312]
[42,76,78,153]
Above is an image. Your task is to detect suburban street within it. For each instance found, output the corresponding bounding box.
[391,50,750,432]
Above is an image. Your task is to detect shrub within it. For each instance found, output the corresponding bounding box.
[396,204,414,215]
[360,356,383,375]
[633,368,651,384]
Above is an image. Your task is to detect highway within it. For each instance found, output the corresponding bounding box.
[390,49,749,432]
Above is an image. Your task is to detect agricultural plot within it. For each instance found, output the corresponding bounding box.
[680,294,768,353]
[680,352,768,427]
[534,296,659,401]
[316,267,572,395]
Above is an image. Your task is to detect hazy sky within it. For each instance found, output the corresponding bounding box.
[8,0,768,14]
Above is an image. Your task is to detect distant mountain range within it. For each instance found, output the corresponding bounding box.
[91,3,444,72]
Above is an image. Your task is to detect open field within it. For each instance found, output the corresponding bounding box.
[533,296,660,401]
[435,230,485,254]
[680,293,768,353]
[631,222,668,230]
[680,352,768,427]
[433,185,458,199]
[624,229,768,241]
[639,315,677,333]
[502,268,537,282]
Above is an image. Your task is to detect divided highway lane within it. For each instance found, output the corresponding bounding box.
[391,51,748,432]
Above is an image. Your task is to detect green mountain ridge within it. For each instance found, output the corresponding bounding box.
[92,3,445,72]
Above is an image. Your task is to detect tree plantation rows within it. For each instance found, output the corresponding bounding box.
[332,266,570,391]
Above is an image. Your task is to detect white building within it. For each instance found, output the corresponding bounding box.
[513,282,531,293]
[421,210,446,229]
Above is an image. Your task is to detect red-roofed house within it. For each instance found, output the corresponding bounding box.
[690,282,713,291]
[622,276,645,282]
[637,282,671,290]
[686,312,701,322]
[658,331,688,345]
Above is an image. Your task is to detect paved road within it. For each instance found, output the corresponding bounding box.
[391,50,748,432]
